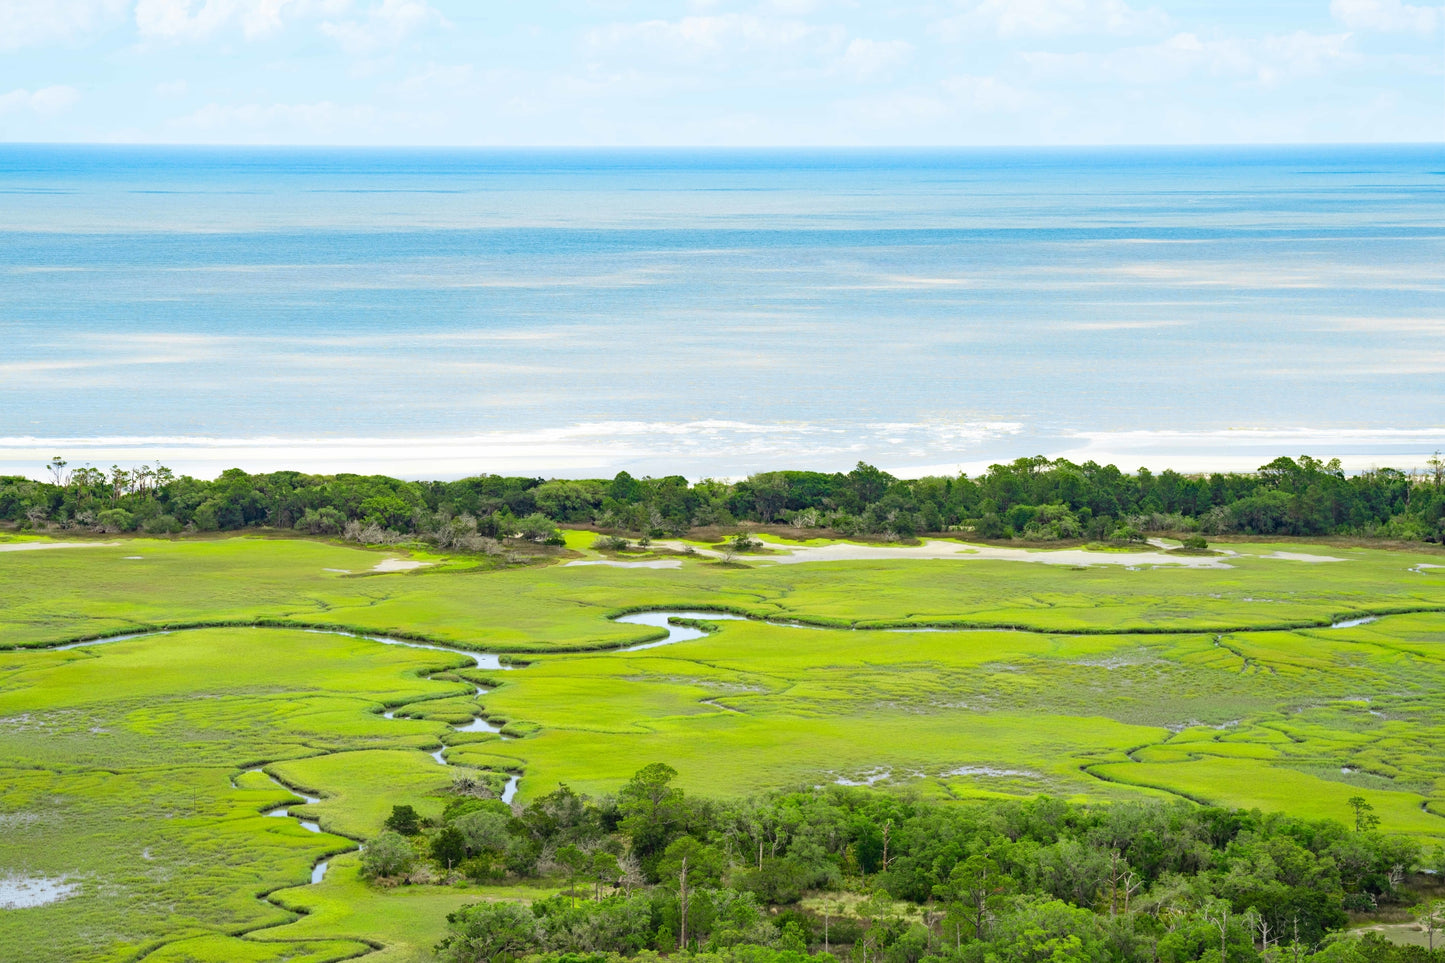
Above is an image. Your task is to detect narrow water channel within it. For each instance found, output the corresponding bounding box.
[245,768,340,883]
[17,607,1415,897]
[613,611,746,650]
[60,627,528,892]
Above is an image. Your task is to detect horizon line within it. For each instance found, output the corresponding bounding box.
[4,141,1443,151]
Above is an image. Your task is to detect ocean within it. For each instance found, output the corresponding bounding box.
[1,145,1441,480]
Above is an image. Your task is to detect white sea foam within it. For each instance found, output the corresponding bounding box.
[0,421,1024,480]
[3,424,1442,481]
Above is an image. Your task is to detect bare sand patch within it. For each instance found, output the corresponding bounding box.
[0,541,118,553]
[371,557,431,573]
[748,539,1233,569]
[1261,551,1347,563]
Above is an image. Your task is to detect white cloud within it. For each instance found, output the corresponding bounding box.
[132,0,437,48]
[394,63,474,97]
[939,74,1032,111]
[134,0,305,40]
[1256,31,1353,84]
[1331,0,1440,33]
[834,74,1033,138]
[586,13,846,65]
[1021,30,1352,86]
[837,38,912,79]
[0,86,82,115]
[167,100,375,140]
[320,0,443,55]
[0,0,127,50]
[938,0,1169,39]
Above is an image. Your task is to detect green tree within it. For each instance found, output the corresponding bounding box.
[432,825,467,872]
[1348,796,1380,833]
[514,512,563,544]
[749,472,790,522]
[988,897,1109,963]
[555,843,589,903]
[618,763,685,871]
[657,836,724,950]
[385,804,421,836]
[591,850,620,900]
[934,854,1015,945]
[1414,899,1445,951]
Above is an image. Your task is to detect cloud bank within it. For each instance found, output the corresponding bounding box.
[0,1,1438,145]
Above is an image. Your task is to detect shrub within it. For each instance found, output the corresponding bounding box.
[514,513,563,544]
[435,900,538,963]
[1125,512,1193,533]
[143,514,183,535]
[1197,505,1234,535]
[789,508,821,529]
[94,508,135,533]
[344,520,404,545]
[973,513,1007,539]
[295,507,347,535]
[1109,525,1146,544]
[360,831,416,879]
[729,532,761,552]
[452,810,512,855]
[1182,534,1209,550]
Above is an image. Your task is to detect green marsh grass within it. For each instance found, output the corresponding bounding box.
[2,536,1444,960]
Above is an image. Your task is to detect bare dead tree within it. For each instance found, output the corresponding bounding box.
[617,853,644,896]
[1204,902,1233,963]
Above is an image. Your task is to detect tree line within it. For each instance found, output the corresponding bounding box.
[4,453,1445,545]
[360,765,1441,963]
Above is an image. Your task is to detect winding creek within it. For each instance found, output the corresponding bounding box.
[30,615,724,902]
[32,611,758,902]
[13,606,1410,908]
[250,770,331,882]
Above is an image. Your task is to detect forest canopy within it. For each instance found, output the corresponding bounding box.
[4,454,1444,545]
[371,767,1440,963]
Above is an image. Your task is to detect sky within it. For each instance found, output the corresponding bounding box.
[0,0,1441,145]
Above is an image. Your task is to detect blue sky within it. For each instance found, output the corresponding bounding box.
[0,1,1441,145]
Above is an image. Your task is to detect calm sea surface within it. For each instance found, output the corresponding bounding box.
[1,146,1441,478]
